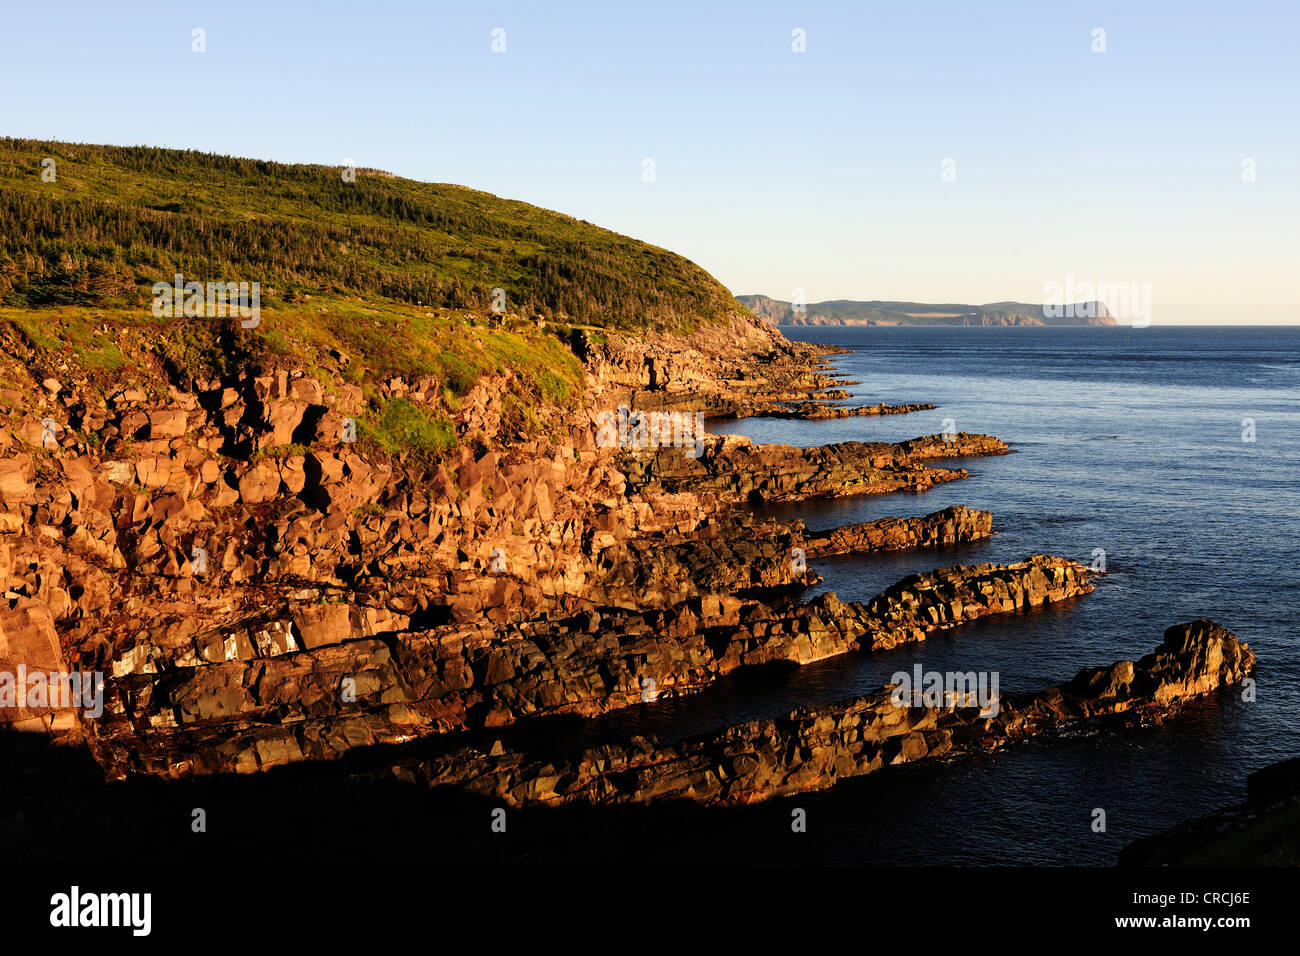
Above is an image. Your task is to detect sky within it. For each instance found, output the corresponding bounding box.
[3,0,1297,324]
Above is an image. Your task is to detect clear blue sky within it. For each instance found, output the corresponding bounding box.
[4,0,1297,323]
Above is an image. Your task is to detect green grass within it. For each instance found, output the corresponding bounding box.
[0,138,742,332]
[0,138,672,468]
[437,348,481,396]
[0,297,585,467]
[358,396,457,461]
[5,309,130,370]
[1,295,583,398]
[253,443,312,460]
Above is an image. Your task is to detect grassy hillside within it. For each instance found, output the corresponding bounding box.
[0,139,755,466]
[0,138,740,331]
[0,295,587,465]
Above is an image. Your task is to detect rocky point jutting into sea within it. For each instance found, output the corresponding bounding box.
[0,307,1256,861]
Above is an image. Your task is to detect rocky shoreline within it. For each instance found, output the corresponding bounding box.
[620,431,1008,504]
[88,554,1095,776]
[763,400,937,420]
[365,619,1253,808]
[0,310,1257,863]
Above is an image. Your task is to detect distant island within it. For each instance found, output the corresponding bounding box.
[737,294,1118,327]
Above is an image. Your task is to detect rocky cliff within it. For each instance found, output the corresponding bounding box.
[0,309,1003,756]
[340,619,1253,808]
[0,142,1247,868]
[0,301,1249,852]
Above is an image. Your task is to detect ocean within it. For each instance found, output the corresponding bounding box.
[595,324,1300,865]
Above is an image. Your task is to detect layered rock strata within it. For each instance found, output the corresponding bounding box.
[371,620,1252,807]
[583,316,837,417]
[89,555,1092,777]
[765,401,936,420]
[620,433,1009,504]
[1,311,1042,812]
[801,505,992,557]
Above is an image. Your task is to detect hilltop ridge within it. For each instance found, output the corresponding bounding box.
[0,138,741,332]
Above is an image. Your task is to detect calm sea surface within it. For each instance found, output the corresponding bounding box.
[592,325,1300,865]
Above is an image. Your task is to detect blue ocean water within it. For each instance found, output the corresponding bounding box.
[611,325,1300,865]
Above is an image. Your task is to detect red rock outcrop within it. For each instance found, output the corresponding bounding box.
[582,314,832,416]
[89,555,1093,776]
[801,505,992,556]
[620,432,1008,504]
[372,619,1251,807]
[0,597,81,735]
[765,401,936,420]
[0,313,1047,804]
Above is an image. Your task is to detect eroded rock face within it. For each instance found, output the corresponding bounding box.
[864,555,1093,651]
[2,311,1118,819]
[369,619,1252,808]
[620,433,1008,504]
[584,314,833,416]
[87,554,1093,777]
[1139,619,1253,704]
[1006,619,1254,731]
[764,401,936,420]
[801,505,993,557]
[1,301,1039,775]
[0,597,80,734]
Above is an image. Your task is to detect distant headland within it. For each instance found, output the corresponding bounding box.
[737,294,1118,327]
